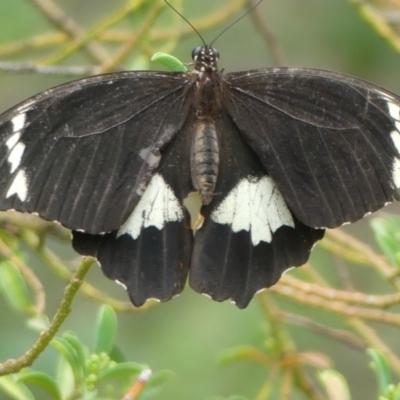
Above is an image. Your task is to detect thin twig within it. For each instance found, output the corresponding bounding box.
[21,229,156,313]
[348,318,400,375]
[99,1,166,73]
[39,0,148,66]
[280,274,400,308]
[271,283,400,327]
[0,257,94,376]
[0,62,100,76]
[27,0,109,63]
[246,0,286,66]
[349,0,400,54]
[277,311,366,351]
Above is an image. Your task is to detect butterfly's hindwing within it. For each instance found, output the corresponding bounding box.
[190,112,324,307]
[0,72,191,233]
[223,68,400,229]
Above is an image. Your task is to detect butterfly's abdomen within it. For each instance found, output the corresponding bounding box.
[191,119,219,205]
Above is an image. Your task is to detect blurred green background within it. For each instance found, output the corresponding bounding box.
[0,1,400,399]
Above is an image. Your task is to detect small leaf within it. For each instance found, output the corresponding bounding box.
[94,305,118,355]
[151,52,188,72]
[98,362,144,383]
[63,332,88,374]
[318,370,351,400]
[0,260,33,314]
[0,376,35,400]
[109,345,126,363]
[16,370,61,400]
[27,314,50,332]
[55,355,74,399]
[51,337,84,386]
[367,348,392,396]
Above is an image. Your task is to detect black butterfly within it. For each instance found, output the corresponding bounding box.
[0,43,399,308]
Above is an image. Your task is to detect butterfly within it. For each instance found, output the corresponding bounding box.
[0,41,399,308]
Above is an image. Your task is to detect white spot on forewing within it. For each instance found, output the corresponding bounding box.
[117,174,183,239]
[6,131,21,150]
[5,131,25,173]
[392,158,400,188]
[6,169,28,201]
[391,131,400,154]
[387,101,400,121]
[7,142,25,173]
[211,176,294,246]
[11,113,26,132]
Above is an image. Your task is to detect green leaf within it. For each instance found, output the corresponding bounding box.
[98,362,144,383]
[62,332,88,375]
[151,52,188,72]
[0,260,33,314]
[27,314,50,332]
[51,337,84,387]
[0,376,35,400]
[55,355,75,399]
[109,345,126,363]
[16,370,61,400]
[367,348,392,396]
[318,370,351,400]
[94,305,118,355]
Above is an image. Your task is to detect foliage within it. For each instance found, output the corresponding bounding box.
[1,1,400,399]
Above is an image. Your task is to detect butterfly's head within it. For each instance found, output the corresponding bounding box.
[192,45,219,73]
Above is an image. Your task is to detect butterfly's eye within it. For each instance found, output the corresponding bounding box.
[192,47,202,61]
[211,48,220,61]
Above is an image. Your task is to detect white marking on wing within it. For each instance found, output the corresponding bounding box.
[6,169,28,201]
[6,131,21,150]
[390,131,400,188]
[118,174,183,239]
[7,142,25,173]
[11,113,26,133]
[391,131,400,154]
[392,158,400,188]
[387,101,400,121]
[211,176,294,246]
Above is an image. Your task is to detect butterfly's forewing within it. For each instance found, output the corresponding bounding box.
[223,68,400,229]
[190,112,324,308]
[0,71,191,233]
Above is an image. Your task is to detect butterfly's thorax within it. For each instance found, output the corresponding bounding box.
[190,45,222,205]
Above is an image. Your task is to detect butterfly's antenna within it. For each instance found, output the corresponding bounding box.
[164,0,206,46]
[210,0,264,46]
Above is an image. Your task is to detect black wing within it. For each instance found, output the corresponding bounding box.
[72,115,194,306]
[0,71,191,233]
[190,112,324,308]
[223,68,400,228]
